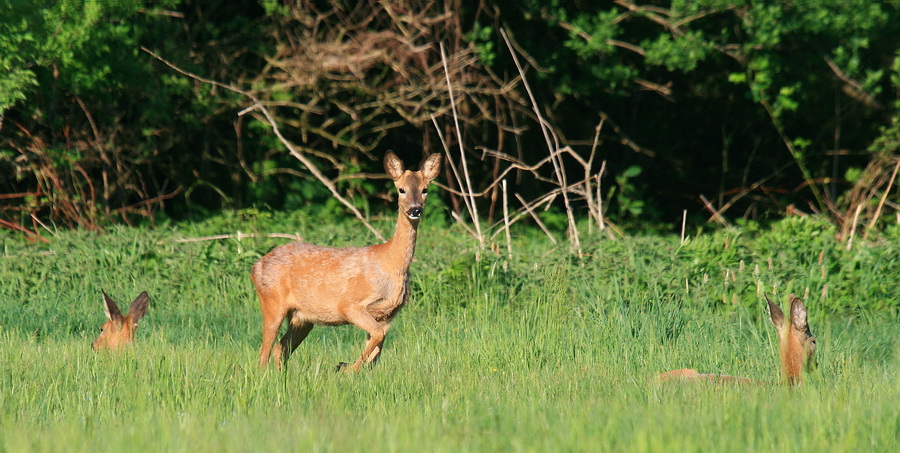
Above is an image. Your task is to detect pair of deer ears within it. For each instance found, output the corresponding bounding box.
[384,151,442,181]
[103,291,150,324]
[766,293,808,331]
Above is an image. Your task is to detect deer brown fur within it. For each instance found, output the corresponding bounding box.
[768,293,817,385]
[92,291,150,351]
[251,151,442,371]
[657,294,816,386]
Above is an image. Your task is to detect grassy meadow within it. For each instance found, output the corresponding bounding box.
[0,211,898,452]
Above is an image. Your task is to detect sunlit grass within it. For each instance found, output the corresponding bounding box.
[0,213,897,451]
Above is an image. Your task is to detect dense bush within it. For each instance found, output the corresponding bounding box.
[1,0,898,237]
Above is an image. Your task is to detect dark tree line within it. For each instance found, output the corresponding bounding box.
[1,0,898,240]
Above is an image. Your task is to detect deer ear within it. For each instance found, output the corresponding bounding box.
[102,291,122,321]
[766,293,784,330]
[419,153,442,181]
[384,151,405,180]
[790,295,808,331]
[127,291,150,324]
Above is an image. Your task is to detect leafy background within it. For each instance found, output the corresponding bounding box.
[1,0,898,235]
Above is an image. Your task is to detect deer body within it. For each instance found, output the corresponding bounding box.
[657,294,816,386]
[252,152,441,370]
[655,369,756,385]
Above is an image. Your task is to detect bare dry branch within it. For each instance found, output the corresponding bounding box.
[501,27,582,257]
[699,194,730,227]
[864,159,900,234]
[515,193,558,244]
[167,232,304,243]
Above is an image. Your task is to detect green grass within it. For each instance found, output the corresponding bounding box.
[0,212,897,452]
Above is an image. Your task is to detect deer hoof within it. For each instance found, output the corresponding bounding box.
[334,362,349,373]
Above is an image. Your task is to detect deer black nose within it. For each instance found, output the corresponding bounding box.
[407,207,423,218]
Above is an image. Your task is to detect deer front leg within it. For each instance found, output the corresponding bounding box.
[342,306,390,372]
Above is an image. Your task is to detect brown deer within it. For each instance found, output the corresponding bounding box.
[92,291,150,351]
[656,294,817,386]
[251,151,442,371]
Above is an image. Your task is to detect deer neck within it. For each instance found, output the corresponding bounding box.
[381,211,419,275]
[780,332,803,385]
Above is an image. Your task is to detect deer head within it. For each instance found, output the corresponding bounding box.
[92,291,150,351]
[384,151,442,222]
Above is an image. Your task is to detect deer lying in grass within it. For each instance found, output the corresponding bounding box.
[92,291,150,351]
[251,152,442,371]
[656,294,817,386]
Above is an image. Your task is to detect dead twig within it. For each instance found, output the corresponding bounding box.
[502,179,512,258]
[438,42,484,246]
[823,56,882,110]
[846,203,863,250]
[0,218,48,243]
[501,27,582,258]
[515,193,558,244]
[864,159,900,235]
[166,232,304,244]
[699,194,730,227]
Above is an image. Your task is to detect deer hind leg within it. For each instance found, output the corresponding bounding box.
[343,307,390,372]
[274,319,314,368]
[257,301,286,368]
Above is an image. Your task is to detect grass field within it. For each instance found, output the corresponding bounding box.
[1,211,898,452]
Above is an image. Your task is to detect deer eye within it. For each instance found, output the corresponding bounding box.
[422,189,428,195]
[398,188,406,194]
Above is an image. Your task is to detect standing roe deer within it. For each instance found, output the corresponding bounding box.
[92,291,150,351]
[656,294,817,386]
[251,151,442,371]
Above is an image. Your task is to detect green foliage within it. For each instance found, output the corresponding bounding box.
[1,1,98,111]
[2,0,900,236]
[561,10,619,58]
[466,23,497,67]
[0,0,285,227]
[643,31,712,72]
[494,0,900,222]
[0,0,187,112]
[607,165,646,221]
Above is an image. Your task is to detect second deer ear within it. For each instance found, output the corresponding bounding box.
[102,291,122,321]
[127,291,150,324]
[384,151,405,180]
[790,295,808,331]
[420,153,442,181]
[766,293,784,329]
